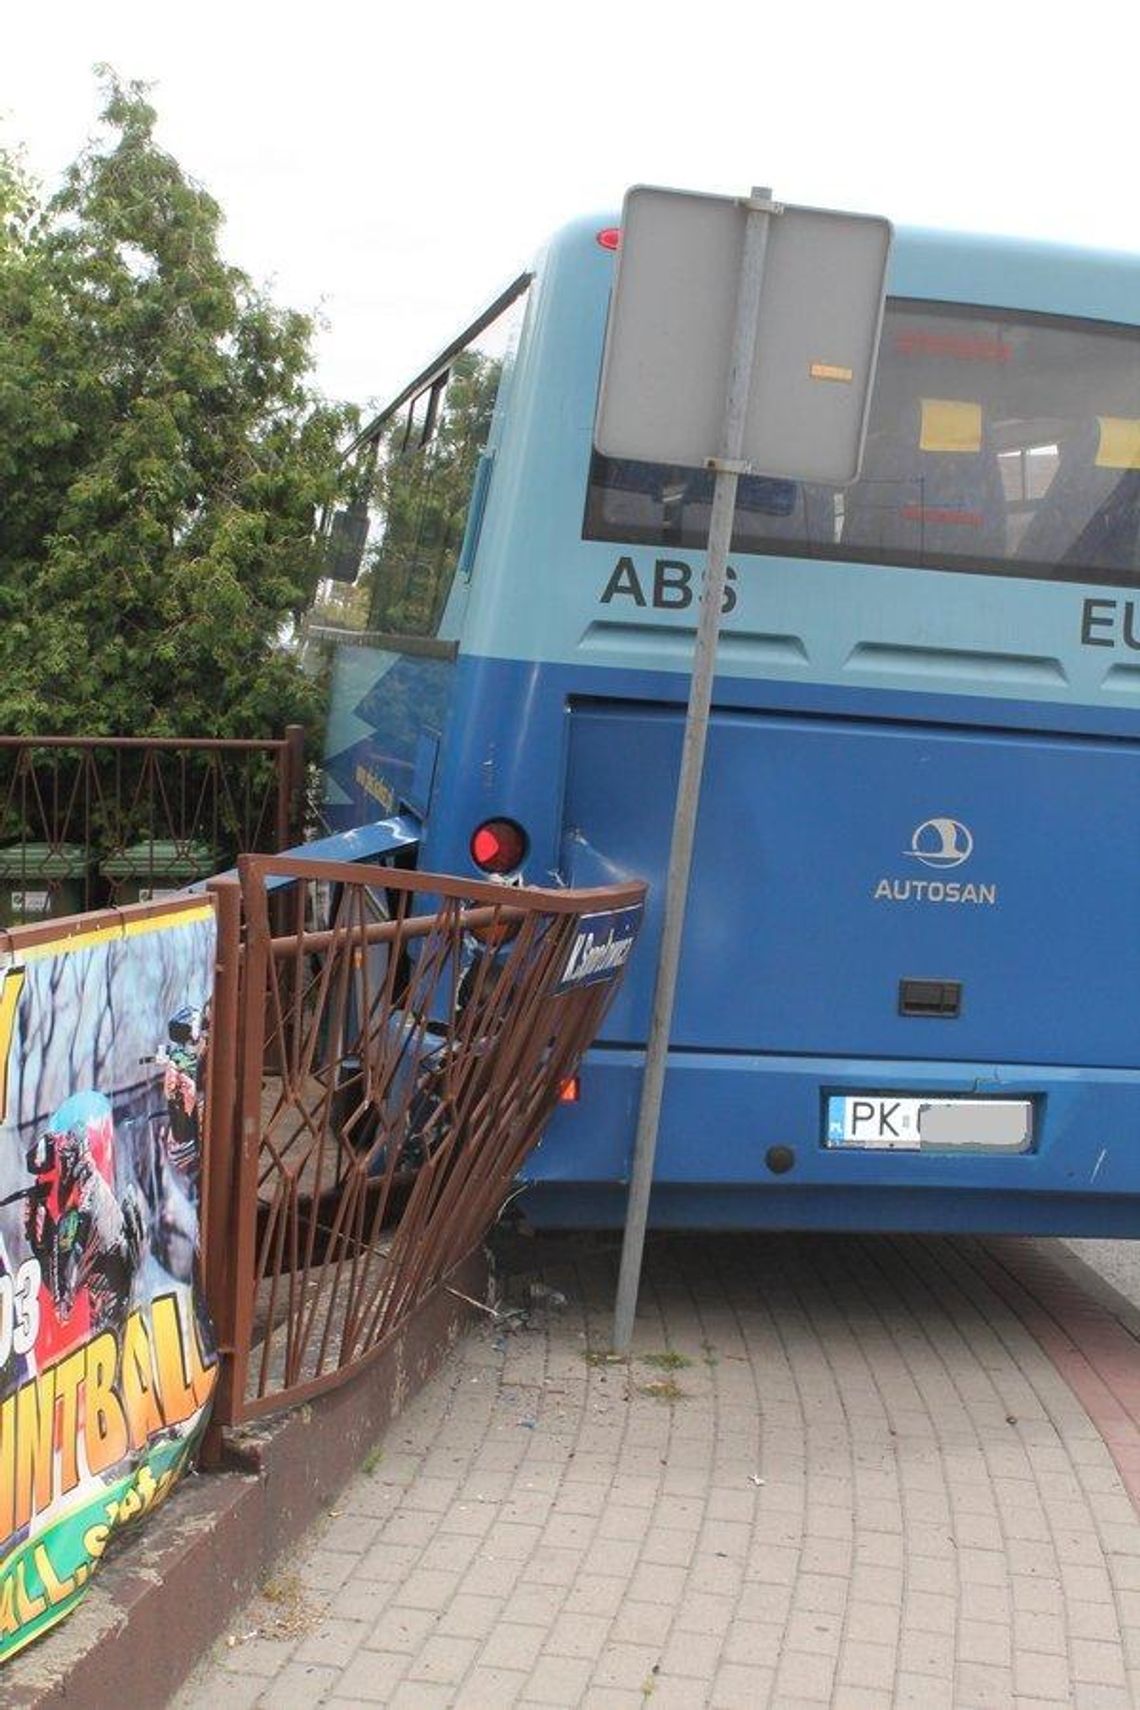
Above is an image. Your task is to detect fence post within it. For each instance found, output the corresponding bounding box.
[281,724,307,850]
[200,876,244,1458]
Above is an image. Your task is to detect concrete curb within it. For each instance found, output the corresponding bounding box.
[2,1250,489,1709]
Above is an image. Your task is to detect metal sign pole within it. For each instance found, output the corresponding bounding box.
[612,188,779,1354]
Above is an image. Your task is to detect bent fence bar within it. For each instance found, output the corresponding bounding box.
[202,856,646,1425]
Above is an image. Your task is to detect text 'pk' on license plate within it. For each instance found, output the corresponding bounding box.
[825,1095,1033,1152]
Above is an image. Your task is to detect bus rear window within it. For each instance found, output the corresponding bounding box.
[585,300,1140,587]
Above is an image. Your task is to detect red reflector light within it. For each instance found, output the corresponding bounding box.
[470,818,527,874]
[900,505,984,526]
[559,1076,580,1103]
[895,329,1012,364]
[596,227,621,252]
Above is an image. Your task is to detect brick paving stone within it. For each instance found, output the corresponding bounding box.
[838,1638,897,1691]
[478,1620,548,1673]
[1015,1645,1077,1700]
[1061,1561,1116,1603]
[397,1568,465,1610]
[957,1616,1013,1667]
[171,1232,1140,1710]
[1109,1554,1140,1591]
[1071,1635,1130,1688]
[522,1651,594,1704]
[906,1587,958,1634]
[1014,1607,1069,1655]
[954,1659,1016,1706]
[848,1561,905,1606]
[672,1589,736,1638]
[364,1604,441,1654]
[596,1504,651,1543]
[1009,1573,1064,1614]
[784,1606,843,1655]
[356,1538,421,1584]
[208,1635,297,1678]
[456,1665,530,1704]
[773,1645,838,1700]
[330,1646,413,1701]
[418,1533,482,1575]
[1074,1692,1134,1710]
[709,1660,775,1706]
[638,1525,696,1568]
[634,1676,716,1710]
[893,1672,957,1708]
[525,1545,587,1589]
[188,1678,264,1709]
[460,1554,527,1600]
[498,1584,559,1628]
[256,1661,339,1706]
[687,1551,744,1596]
[380,1510,442,1549]
[897,1627,957,1680]
[588,1641,661,1691]
[386,1682,456,1708]
[831,1690,893,1710]
[292,1615,369,1667]
[607,1599,672,1647]
[658,1625,723,1679]
[294,1546,361,1595]
[721,1619,782,1669]
[793,1570,848,1615]
[956,1545,1011,1586]
[434,1593,506,1641]
[405,1635,481,1684]
[334,1578,401,1624]
[905,1553,957,1596]
[545,1609,610,1659]
[842,1599,898,1648]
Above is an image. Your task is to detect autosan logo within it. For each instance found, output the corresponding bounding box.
[873,817,997,906]
[906,818,973,869]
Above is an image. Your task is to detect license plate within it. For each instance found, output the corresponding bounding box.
[825,1095,1033,1152]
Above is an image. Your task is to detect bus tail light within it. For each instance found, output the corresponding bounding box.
[559,1075,580,1103]
[596,227,621,252]
[470,818,527,875]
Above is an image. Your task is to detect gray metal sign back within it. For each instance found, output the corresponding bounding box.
[604,183,892,1354]
[595,186,892,483]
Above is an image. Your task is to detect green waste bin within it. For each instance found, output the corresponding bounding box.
[100,839,219,905]
[0,843,91,925]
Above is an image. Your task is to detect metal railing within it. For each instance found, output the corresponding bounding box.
[0,729,307,913]
[202,855,645,1425]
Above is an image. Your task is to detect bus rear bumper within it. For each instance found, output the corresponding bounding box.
[521,1047,1140,1235]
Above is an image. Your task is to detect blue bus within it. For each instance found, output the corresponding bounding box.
[307,211,1140,1236]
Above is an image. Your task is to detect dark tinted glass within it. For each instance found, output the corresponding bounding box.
[585,300,1140,586]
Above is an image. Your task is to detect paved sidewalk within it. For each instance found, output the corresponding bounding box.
[172,1231,1140,1708]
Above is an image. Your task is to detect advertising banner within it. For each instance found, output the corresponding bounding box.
[0,900,217,1662]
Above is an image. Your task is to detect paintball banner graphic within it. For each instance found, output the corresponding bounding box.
[0,901,217,1662]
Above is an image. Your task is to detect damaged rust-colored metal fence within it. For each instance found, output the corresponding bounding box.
[203,854,645,1424]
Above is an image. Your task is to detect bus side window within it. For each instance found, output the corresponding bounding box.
[368,352,503,639]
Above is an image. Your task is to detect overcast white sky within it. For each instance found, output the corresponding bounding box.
[4,1,1140,413]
